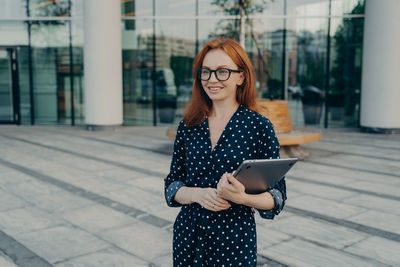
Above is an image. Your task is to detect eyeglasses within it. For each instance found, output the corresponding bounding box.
[197,68,242,81]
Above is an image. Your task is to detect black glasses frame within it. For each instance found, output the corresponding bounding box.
[197,68,242,81]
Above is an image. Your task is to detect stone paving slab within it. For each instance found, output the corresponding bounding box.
[260,238,386,267]
[304,140,400,161]
[0,252,17,267]
[344,236,400,266]
[60,175,131,195]
[1,125,400,266]
[0,189,32,212]
[344,180,400,198]
[267,216,368,249]
[13,225,110,264]
[287,179,357,201]
[288,164,359,185]
[310,154,400,176]
[347,210,400,236]
[55,247,149,267]
[343,194,400,216]
[19,189,96,215]
[256,226,292,249]
[298,161,400,187]
[59,204,137,234]
[5,179,63,198]
[98,221,172,262]
[286,195,367,219]
[0,207,66,236]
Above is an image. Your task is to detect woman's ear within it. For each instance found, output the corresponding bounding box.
[236,72,245,86]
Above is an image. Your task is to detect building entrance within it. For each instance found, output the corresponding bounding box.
[0,47,20,124]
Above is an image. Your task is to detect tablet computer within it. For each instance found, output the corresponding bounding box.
[232,158,297,194]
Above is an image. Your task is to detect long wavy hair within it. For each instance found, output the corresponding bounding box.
[183,38,257,127]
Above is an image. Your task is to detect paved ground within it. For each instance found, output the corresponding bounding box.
[0,125,399,267]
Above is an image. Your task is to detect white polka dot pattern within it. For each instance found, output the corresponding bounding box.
[164,105,287,266]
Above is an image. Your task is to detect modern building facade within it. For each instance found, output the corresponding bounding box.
[0,0,399,132]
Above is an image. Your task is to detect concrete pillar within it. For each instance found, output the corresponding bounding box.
[84,0,122,126]
[360,0,400,133]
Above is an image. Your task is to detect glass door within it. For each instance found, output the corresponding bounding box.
[0,47,19,124]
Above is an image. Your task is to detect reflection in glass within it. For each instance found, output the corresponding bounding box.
[287,0,329,17]
[155,0,195,16]
[30,21,71,124]
[285,17,328,127]
[70,0,83,17]
[156,19,196,124]
[329,17,363,127]
[0,0,27,18]
[122,0,152,17]
[198,0,234,16]
[0,49,14,121]
[17,46,31,124]
[245,18,284,100]
[331,0,365,15]
[29,0,69,17]
[70,19,84,124]
[0,22,29,46]
[122,19,154,125]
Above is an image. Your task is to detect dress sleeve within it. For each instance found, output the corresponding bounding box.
[256,118,287,220]
[164,120,187,207]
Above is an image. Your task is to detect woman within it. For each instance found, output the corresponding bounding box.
[164,38,286,266]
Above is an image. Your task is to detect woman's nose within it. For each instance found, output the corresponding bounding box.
[209,71,219,82]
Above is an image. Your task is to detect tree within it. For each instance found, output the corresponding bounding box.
[330,1,364,118]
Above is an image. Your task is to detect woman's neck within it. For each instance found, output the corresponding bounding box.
[209,100,239,119]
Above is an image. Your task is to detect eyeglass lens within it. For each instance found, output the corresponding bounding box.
[200,68,230,81]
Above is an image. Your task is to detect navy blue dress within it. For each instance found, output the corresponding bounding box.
[164,105,287,266]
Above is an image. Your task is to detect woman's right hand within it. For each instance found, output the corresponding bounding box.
[193,188,231,212]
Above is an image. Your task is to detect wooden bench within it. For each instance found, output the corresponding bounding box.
[166,100,322,159]
[257,99,322,159]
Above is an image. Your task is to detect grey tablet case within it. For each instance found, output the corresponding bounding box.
[232,158,297,194]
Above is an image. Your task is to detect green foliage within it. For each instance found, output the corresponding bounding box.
[209,0,271,40]
[170,56,194,95]
[330,1,364,113]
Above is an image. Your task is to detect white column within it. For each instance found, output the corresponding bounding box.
[84,0,122,126]
[360,0,400,132]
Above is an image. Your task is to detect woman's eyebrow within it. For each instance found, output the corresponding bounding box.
[202,65,230,69]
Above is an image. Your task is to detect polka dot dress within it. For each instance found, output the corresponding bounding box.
[165,105,287,266]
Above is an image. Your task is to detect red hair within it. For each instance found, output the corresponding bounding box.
[183,38,257,127]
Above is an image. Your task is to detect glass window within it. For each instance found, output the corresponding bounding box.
[328,17,363,127]
[0,22,29,46]
[199,18,238,44]
[30,21,71,124]
[29,0,70,17]
[0,49,14,121]
[155,19,196,125]
[0,0,27,19]
[17,46,31,124]
[70,0,83,17]
[156,0,195,16]
[287,0,329,17]
[331,0,365,16]
[248,0,284,17]
[122,19,154,125]
[71,19,84,124]
[198,0,237,16]
[245,18,285,99]
[122,0,153,17]
[286,17,328,127]
[198,0,283,17]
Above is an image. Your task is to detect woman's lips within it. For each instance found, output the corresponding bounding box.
[208,87,223,93]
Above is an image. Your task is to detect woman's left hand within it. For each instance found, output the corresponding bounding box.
[217,173,247,205]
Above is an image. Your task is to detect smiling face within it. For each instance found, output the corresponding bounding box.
[201,49,244,105]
